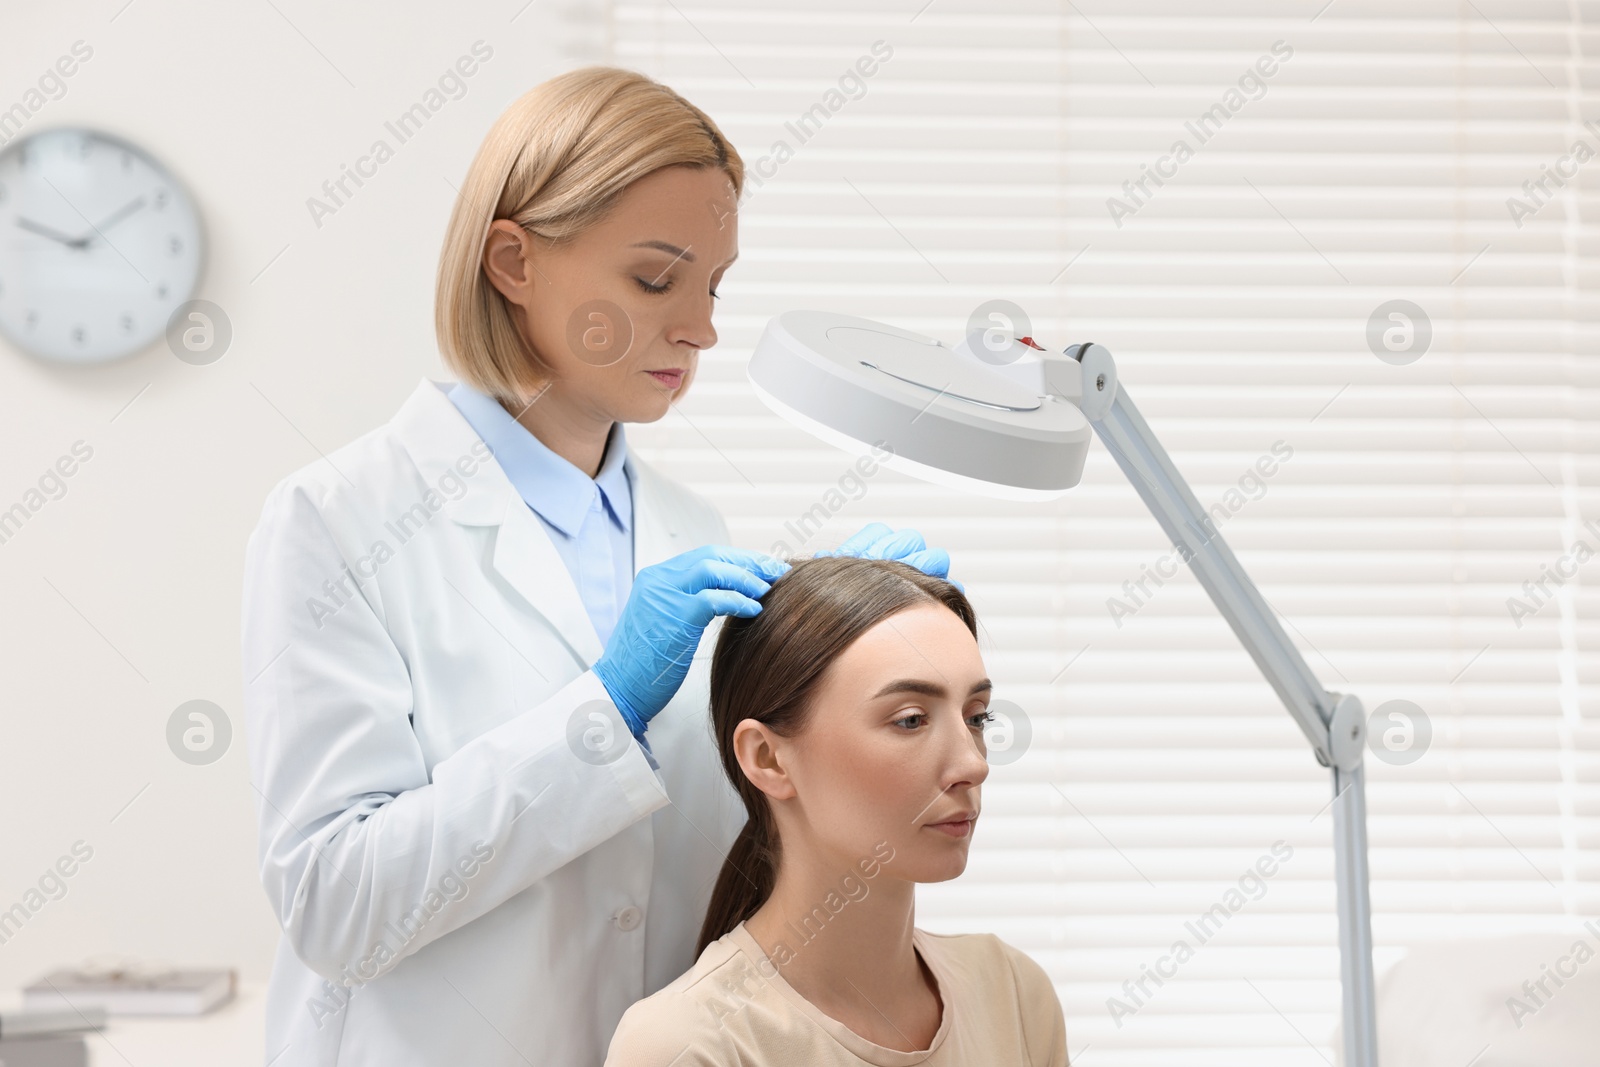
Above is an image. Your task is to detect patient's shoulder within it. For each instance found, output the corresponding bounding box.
[916,926,1042,981]
[916,929,1068,1066]
[603,935,767,1066]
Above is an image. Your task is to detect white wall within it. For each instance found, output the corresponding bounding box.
[0,0,603,986]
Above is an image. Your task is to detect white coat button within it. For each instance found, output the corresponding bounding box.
[614,906,642,931]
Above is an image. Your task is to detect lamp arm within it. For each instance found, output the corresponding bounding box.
[1053,342,1379,1066]
[1055,342,1368,767]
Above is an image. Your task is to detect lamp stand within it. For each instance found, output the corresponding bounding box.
[1060,343,1379,1066]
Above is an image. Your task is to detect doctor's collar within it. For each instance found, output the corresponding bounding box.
[443,380,634,539]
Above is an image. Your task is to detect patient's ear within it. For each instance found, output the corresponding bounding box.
[731,718,797,801]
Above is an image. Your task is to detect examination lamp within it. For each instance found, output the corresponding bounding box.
[748,310,1379,1066]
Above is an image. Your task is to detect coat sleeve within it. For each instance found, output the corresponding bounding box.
[241,478,671,982]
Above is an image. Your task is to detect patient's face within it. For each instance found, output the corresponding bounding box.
[782,602,991,883]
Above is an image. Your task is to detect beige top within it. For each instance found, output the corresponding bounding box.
[604,921,1068,1066]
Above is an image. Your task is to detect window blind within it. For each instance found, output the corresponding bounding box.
[605,1,1600,1061]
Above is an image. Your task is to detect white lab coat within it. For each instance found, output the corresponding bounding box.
[241,378,745,1066]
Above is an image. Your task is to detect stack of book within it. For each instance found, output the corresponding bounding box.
[0,1006,106,1067]
[1,966,234,1065]
[22,967,234,1017]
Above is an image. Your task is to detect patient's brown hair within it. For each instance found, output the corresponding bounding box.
[696,554,976,957]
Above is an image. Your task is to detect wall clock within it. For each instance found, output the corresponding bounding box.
[0,127,204,364]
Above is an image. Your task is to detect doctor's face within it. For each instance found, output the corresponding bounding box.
[483,163,738,423]
[770,603,992,885]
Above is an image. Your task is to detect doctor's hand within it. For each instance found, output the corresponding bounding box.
[815,522,963,593]
[594,545,790,740]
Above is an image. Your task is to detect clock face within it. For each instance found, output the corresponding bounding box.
[0,128,203,364]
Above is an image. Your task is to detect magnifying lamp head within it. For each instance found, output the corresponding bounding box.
[747,310,1093,501]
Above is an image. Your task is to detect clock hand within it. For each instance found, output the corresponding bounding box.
[79,196,147,245]
[16,216,87,247]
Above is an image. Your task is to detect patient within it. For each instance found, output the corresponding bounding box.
[605,555,1068,1065]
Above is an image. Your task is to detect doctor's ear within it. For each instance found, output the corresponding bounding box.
[482,219,544,307]
[731,718,797,802]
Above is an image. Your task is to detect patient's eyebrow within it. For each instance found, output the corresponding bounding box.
[872,677,993,700]
[631,240,696,263]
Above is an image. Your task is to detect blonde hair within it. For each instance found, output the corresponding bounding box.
[435,66,744,403]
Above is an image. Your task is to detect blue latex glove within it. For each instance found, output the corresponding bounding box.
[594,545,790,740]
[815,522,963,593]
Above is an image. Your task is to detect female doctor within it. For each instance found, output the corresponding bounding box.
[240,66,953,1067]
